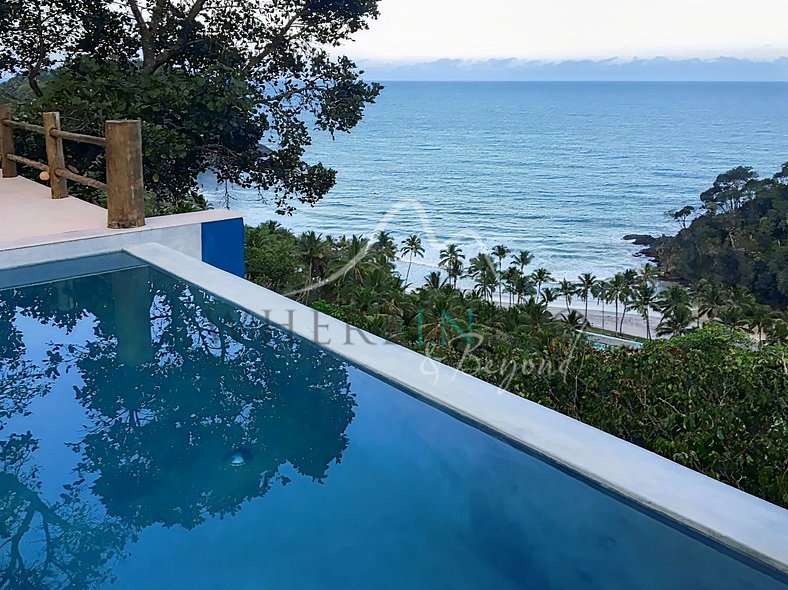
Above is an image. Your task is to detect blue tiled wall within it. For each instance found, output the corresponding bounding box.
[201,218,245,277]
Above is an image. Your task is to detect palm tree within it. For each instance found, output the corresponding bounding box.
[657,284,691,318]
[617,270,639,334]
[467,253,496,289]
[262,220,283,233]
[557,279,575,313]
[531,268,553,299]
[438,244,465,289]
[470,259,498,303]
[501,267,522,306]
[513,273,536,304]
[513,250,533,273]
[592,280,609,331]
[422,271,444,290]
[374,231,397,260]
[641,263,659,284]
[656,306,694,337]
[446,258,464,290]
[577,273,597,319]
[607,273,628,335]
[655,285,695,338]
[631,281,659,339]
[561,310,588,331]
[715,305,748,329]
[694,280,724,324]
[418,289,466,343]
[746,304,773,347]
[726,285,757,310]
[491,244,511,306]
[400,235,425,285]
[299,231,325,284]
[518,298,555,335]
[540,286,559,305]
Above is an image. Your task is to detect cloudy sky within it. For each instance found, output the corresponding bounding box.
[341,0,788,62]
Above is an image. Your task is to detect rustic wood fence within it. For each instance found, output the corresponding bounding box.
[0,105,145,229]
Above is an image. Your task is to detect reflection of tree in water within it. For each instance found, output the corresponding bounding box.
[0,279,132,589]
[0,434,131,590]
[0,295,49,425]
[0,267,356,588]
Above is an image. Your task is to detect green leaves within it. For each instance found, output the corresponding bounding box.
[657,163,788,307]
[1,0,380,213]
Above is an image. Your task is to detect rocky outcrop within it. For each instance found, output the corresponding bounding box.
[622,234,657,246]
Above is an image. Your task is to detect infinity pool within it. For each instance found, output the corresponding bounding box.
[0,255,785,589]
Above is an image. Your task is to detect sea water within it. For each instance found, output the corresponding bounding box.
[204,81,788,281]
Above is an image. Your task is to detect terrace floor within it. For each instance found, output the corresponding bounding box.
[0,174,107,247]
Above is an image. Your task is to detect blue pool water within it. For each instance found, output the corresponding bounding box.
[204,81,788,281]
[0,256,786,589]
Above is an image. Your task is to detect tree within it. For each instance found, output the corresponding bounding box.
[400,235,424,285]
[671,205,696,229]
[540,286,558,305]
[700,166,759,213]
[531,268,553,299]
[577,273,597,320]
[0,0,381,212]
[641,263,659,284]
[657,284,691,318]
[513,271,536,304]
[654,164,788,308]
[467,253,498,303]
[557,279,575,314]
[513,250,533,273]
[631,282,659,339]
[561,310,587,331]
[656,305,694,337]
[438,244,465,289]
[592,280,610,331]
[422,271,444,291]
[608,274,628,335]
[374,231,397,260]
[473,267,498,303]
[491,245,510,306]
[746,304,773,347]
[300,230,326,282]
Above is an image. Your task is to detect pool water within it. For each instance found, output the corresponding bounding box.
[0,257,785,590]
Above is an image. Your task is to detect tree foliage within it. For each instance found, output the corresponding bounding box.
[0,0,381,212]
[652,164,788,307]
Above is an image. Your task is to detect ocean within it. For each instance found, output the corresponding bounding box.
[204,81,788,281]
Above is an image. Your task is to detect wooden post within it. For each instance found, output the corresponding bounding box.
[42,112,68,198]
[0,105,17,178]
[105,120,145,229]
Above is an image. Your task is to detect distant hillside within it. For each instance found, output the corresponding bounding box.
[648,165,788,307]
[358,57,788,82]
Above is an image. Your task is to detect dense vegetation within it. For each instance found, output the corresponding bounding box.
[246,222,788,507]
[0,0,380,213]
[657,164,788,307]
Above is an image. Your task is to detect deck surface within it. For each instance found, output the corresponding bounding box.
[0,175,107,246]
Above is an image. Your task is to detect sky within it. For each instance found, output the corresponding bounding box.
[340,0,788,62]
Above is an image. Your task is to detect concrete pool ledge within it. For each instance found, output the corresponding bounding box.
[124,242,788,577]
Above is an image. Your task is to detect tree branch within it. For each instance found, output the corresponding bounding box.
[243,8,306,74]
[144,0,208,73]
[127,0,155,70]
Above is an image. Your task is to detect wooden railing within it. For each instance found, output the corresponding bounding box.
[0,105,145,229]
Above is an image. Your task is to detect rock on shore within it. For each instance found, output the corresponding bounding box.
[622,234,657,246]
